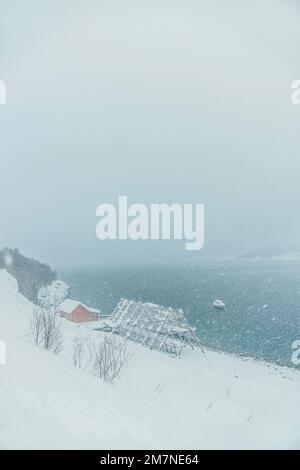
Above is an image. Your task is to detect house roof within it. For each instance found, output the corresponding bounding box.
[59,298,100,315]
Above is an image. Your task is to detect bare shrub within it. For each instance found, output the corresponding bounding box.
[71,337,96,369]
[86,338,95,365]
[29,306,63,354]
[42,310,63,353]
[30,306,44,346]
[93,335,132,383]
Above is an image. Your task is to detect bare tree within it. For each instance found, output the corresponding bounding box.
[93,335,132,383]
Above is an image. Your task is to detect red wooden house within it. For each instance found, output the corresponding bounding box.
[59,299,100,323]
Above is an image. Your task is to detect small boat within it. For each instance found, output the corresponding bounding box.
[213,299,226,310]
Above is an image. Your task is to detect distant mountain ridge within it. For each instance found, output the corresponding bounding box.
[236,250,300,261]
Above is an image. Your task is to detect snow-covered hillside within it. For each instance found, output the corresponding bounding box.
[1,269,300,450]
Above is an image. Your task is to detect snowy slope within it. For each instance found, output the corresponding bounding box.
[1,269,300,449]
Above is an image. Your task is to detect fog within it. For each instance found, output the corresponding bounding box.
[1,0,300,268]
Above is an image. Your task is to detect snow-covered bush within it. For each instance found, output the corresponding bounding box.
[38,280,69,308]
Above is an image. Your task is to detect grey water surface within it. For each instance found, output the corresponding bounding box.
[61,261,300,368]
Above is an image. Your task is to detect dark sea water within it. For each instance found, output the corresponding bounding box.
[60,261,300,368]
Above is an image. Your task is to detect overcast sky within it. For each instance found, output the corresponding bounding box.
[0,0,300,268]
